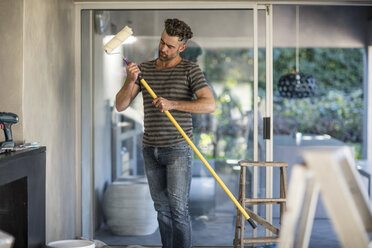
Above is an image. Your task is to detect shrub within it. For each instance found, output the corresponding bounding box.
[273,89,363,143]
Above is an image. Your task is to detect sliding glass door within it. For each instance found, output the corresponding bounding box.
[79,3,273,246]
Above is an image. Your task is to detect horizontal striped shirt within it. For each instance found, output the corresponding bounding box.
[136,59,209,147]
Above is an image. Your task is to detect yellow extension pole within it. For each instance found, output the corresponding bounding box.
[139,77,256,228]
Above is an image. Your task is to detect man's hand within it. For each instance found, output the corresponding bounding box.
[115,62,141,112]
[153,97,173,112]
[126,62,141,83]
[152,87,216,114]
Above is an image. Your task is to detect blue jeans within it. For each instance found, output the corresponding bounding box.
[143,141,193,248]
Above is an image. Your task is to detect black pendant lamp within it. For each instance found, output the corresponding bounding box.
[278,6,317,99]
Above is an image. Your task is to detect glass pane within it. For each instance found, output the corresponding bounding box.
[273,47,364,158]
[87,9,262,247]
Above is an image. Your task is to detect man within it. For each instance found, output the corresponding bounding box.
[115,18,216,248]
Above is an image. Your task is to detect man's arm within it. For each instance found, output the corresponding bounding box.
[152,86,216,114]
[115,63,141,112]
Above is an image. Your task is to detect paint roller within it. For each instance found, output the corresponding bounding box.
[104,26,257,229]
[104,26,133,54]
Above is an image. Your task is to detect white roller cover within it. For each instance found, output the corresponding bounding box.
[104,26,133,54]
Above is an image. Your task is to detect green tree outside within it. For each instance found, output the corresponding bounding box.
[197,47,364,159]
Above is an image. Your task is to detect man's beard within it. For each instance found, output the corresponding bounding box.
[158,51,178,62]
[158,51,169,61]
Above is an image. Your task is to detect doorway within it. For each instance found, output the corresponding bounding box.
[78,2,273,246]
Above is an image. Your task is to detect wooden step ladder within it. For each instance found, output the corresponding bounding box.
[234,161,288,247]
[279,147,372,248]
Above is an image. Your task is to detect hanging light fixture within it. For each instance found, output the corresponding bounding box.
[278,6,317,99]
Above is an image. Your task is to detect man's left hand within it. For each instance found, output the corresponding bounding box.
[153,97,173,112]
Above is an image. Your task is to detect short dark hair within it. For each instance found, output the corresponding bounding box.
[164,18,193,43]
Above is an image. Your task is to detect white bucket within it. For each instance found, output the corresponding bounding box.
[47,240,95,248]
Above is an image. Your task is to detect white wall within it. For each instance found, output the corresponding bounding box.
[23,0,76,242]
[0,0,76,243]
[0,0,24,143]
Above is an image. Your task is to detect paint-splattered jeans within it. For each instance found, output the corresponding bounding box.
[143,141,193,248]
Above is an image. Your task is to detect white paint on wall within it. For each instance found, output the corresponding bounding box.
[0,0,24,143]
[22,0,76,243]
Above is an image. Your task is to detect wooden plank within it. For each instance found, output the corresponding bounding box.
[239,160,288,167]
[302,147,370,248]
[240,166,246,248]
[243,237,279,244]
[278,165,309,248]
[296,175,320,248]
[234,168,244,248]
[246,209,279,235]
[281,167,288,199]
[337,149,372,231]
[280,166,288,223]
[233,238,240,247]
[245,198,286,204]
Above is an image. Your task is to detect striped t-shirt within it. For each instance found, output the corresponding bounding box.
[136,59,209,147]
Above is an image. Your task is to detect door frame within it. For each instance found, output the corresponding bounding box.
[74,1,273,239]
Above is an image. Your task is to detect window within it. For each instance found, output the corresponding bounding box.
[273,48,364,159]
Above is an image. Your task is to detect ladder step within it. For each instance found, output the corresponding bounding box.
[243,236,280,244]
[239,160,288,167]
[244,198,286,204]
